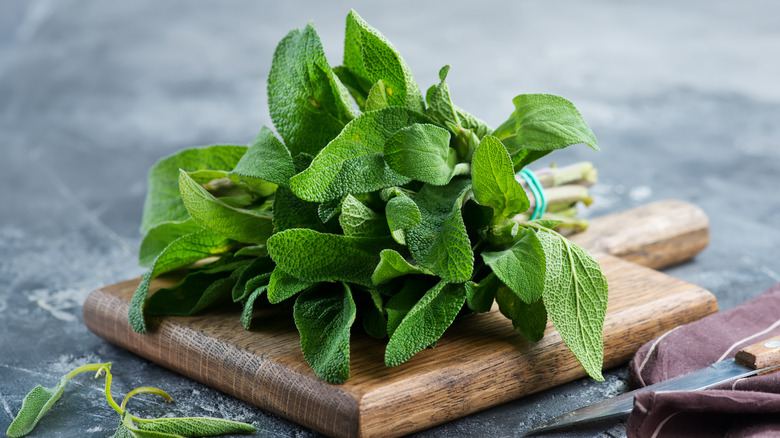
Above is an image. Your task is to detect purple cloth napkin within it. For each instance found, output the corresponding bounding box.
[626,283,780,437]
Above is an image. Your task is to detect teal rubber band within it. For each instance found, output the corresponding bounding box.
[518,168,546,220]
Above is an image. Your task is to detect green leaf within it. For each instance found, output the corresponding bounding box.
[136,416,256,437]
[384,191,421,245]
[140,145,247,235]
[495,287,548,342]
[371,249,433,285]
[233,245,268,257]
[344,10,424,112]
[129,230,232,333]
[365,79,390,111]
[267,267,315,304]
[240,284,268,330]
[117,413,182,438]
[179,170,274,244]
[384,123,461,186]
[425,65,460,129]
[273,185,327,232]
[362,289,387,338]
[289,106,429,202]
[138,220,204,267]
[536,227,608,381]
[405,177,474,283]
[385,281,466,367]
[231,257,274,302]
[333,65,369,109]
[230,126,295,186]
[464,273,501,313]
[481,227,546,303]
[268,23,356,157]
[317,198,342,223]
[471,135,530,218]
[493,94,598,154]
[145,268,238,317]
[339,194,390,237]
[385,278,430,337]
[267,229,395,287]
[294,283,356,383]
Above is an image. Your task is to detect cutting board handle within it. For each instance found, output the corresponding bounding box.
[569,200,709,270]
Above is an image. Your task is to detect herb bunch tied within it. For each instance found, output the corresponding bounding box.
[130,10,608,384]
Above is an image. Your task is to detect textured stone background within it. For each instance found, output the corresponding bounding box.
[1,1,779,436]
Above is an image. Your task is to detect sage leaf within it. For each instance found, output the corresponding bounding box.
[317,198,341,223]
[332,65,369,109]
[365,79,390,111]
[384,123,460,186]
[536,228,608,381]
[385,278,430,337]
[138,220,203,267]
[179,170,274,244]
[231,256,274,302]
[294,283,356,383]
[425,65,460,129]
[344,10,424,112]
[145,268,239,317]
[129,230,232,333]
[385,281,466,367]
[405,177,474,283]
[362,289,387,338]
[464,273,501,313]
[495,287,548,342]
[481,227,546,303]
[140,145,247,234]
[471,135,530,218]
[493,94,598,154]
[240,284,268,330]
[230,126,295,186]
[268,23,356,156]
[384,191,421,245]
[267,267,314,304]
[289,106,429,202]
[371,249,433,285]
[339,194,390,237]
[136,416,256,436]
[267,228,395,287]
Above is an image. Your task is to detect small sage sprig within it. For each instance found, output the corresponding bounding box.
[6,362,256,438]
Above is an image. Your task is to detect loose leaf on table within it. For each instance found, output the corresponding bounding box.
[294,283,357,383]
[339,194,390,237]
[384,123,463,186]
[140,145,247,234]
[495,287,548,342]
[471,135,530,218]
[481,227,546,303]
[289,106,429,202]
[138,219,204,267]
[267,267,315,304]
[385,281,466,367]
[384,190,421,245]
[6,364,108,438]
[405,177,474,283]
[343,9,424,112]
[371,249,433,285]
[535,227,608,380]
[129,230,233,333]
[179,170,274,244]
[492,94,598,161]
[268,22,356,157]
[229,126,295,186]
[267,228,396,287]
[135,416,256,437]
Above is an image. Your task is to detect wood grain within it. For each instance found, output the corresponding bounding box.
[735,335,780,370]
[82,200,717,438]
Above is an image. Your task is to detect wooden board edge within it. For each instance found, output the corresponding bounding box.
[82,284,364,438]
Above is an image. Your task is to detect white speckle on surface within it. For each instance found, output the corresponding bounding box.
[0,390,14,420]
[629,186,652,202]
[27,288,80,322]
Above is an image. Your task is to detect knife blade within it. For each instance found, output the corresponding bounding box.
[527,334,780,435]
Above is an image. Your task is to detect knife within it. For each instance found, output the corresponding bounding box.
[527,334,780,435]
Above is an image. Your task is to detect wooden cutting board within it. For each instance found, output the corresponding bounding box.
[83,200,717,438]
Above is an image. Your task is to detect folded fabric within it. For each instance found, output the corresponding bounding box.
[626,282,780,438]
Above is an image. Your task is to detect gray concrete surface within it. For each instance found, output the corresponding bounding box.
[1,1,779,437]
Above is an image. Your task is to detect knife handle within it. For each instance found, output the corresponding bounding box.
[735,334,780,370]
